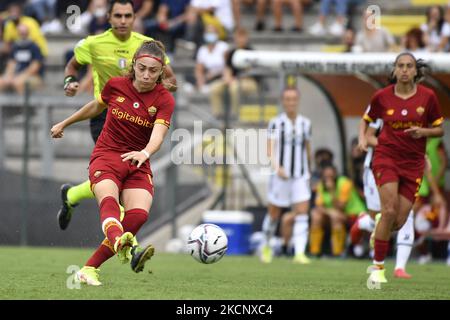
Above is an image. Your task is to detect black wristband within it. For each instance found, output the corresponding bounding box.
[64,75,78,90]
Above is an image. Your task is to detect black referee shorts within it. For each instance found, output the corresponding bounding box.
[89,111,107,143]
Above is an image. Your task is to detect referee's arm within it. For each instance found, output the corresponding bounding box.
[64,56,83,97]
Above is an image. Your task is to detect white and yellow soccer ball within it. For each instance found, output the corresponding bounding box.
[187,224,228,264]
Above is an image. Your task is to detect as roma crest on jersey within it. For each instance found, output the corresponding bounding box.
[148,106,157,116]
[416,106,425,116]
[386,109,394,116]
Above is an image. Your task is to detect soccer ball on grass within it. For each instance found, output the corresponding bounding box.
[187,224,228,264]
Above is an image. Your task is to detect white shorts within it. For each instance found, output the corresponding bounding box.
[363,167,380,212]
[267,175,311,208]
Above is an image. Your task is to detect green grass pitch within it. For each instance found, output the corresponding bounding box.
[1,246,449,300]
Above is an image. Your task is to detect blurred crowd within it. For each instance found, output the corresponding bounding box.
[1,1,450,95]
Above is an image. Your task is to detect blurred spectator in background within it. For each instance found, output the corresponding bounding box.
[352,9,396,52]
[309,162,366,257]
[309,0,348,37]
[135,0,156,20]
[272,0,308,32]
[186,0,234,48]
[234,0,311,32]
[345,0,366,31]
[88,0,110,34]
[132,0,157,34]
[232,0,268,31]
[188,24,229,112]
[24,0,54,24]
[144,0,190,54]
[402,27,427,53]
[342,27,355,52]
[67,0,109,35]
[421,5,446,52]
[437,5,450,52]
[210,28,258,118]
[0,23,44,94]
[55,0,89,34]
[0,0,21,13]
[3,2,48,56]
[24,0,64,34]
[310,148,334,191]
[0,14,7,71]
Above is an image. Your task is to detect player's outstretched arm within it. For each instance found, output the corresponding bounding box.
[121,123,170,168]
[50,100,106,138]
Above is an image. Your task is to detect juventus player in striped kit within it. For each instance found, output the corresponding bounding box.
[261,87,312,264]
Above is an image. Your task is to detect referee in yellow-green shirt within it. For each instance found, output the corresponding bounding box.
[58,0,177,230]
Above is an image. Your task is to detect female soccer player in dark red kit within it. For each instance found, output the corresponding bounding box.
[51,41,175,286]
[360,52,444,284]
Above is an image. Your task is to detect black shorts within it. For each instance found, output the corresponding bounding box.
[89,110,107,143]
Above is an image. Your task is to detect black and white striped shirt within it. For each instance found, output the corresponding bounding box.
[268,112,312,179]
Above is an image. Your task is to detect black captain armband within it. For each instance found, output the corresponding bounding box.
[63,75,78,90]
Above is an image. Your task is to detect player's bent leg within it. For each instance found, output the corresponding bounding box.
[121,188,154,271]
[57,180,96,230]
[260,203,282,263]
[67,179,96,204]
[85,239,115,269]
[95,180,128,262]
[57,183,78,230]
[367,181,400,285]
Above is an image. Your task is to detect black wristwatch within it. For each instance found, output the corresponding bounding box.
[63,75,78,90]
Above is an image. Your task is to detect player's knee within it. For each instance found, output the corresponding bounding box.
[382,207,397,221]
[282,212,294,224]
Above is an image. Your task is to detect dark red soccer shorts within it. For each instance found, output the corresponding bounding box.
[372,157,423,204]
[89,152,154,197]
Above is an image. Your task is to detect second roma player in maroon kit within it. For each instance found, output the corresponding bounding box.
[51,41,174,286]
[361,52,444,285]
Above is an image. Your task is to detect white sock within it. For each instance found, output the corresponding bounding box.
[262,213,278,246]
[395,210,415,270]
[358,214,375,232]
[293,214,309,255]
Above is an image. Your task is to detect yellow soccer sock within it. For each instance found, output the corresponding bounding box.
[67,180,95,205]
[331,227,346,256]
[309,226,324,256]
